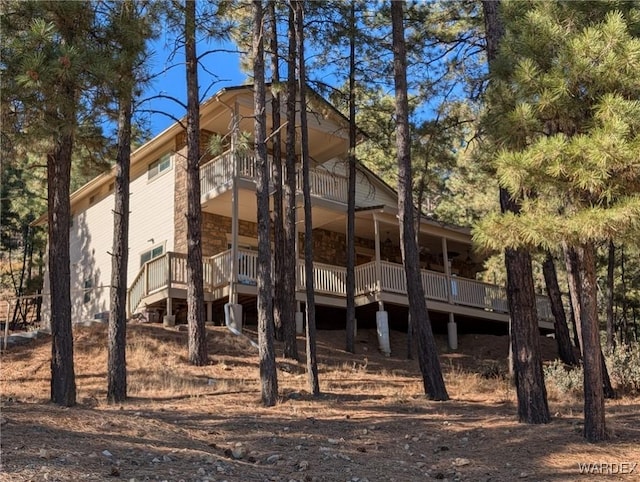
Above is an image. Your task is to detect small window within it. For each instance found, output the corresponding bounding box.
[148,153,172,180]
[83,278,93,304]
[140,244,164,267]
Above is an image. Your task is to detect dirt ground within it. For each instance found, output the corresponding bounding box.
[1,322,639,482]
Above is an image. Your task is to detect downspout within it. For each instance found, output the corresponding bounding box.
[224,302,258,349]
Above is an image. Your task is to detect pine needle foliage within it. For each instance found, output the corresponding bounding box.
[475,4,640,252]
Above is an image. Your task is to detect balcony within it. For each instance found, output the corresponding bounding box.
[199,150,348,204]
[128,249,554,326]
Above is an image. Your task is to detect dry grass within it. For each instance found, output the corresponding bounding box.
[1,322,639,482]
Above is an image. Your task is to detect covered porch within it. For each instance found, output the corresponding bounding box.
[127,247,554,331]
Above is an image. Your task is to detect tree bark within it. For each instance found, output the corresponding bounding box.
[620,247,629,344]
[254,0,279,407]
[282,1,299,361]
[48,127,76,407]
[185,0,207,366]
[391,0,448,400]
[483,0,549,423]
[345,1,357,354]
[107,53,133,404]
[500,203,550,423]
[564,243,615,398]
[269,0,285,344]
[577,243,607,442]
[294,0,319,396]
[107,0,143,404]
[564,242,583,352]
[542,251,578,366]
[605,241,615,351]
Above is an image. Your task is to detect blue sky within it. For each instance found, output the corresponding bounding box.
[140,35,247,137]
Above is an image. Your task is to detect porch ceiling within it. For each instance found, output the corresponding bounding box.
[200,98,348,164]
[202,190,478,264]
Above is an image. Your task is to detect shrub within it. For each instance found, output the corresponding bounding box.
[605,343,640,393]
[544,359,583,395]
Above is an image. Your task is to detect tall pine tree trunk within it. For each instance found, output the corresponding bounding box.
[605,241,615,351]
[107,0,142,404]
[542,251,578,366]
[391,0,448,401]
[108,93,131,403]
[483,0,549,423]
[564,242,583,351]
[577,242,607,442]
[564,244,615,399]
[185,0,207,366]
[282,1,299,361]
[254,0,278,407]
[47,14,80,403]
[269,0,285,343]
[107,61,133,405]
[620,248,630,344]
[345,1,357,354]
[48,128,76,407]
[294,0,319,396]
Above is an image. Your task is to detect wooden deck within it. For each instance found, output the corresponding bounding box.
[128,249,555,329]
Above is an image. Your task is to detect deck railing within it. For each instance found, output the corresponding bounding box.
[297,260,347,295]
[128,249,554,322]
[296,167,348,203]
[199,149,348,203]
[422,270,449,302]
[200,151,234,194]
[355,261,378,296]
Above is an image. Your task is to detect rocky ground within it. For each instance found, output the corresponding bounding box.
[1,323,638,482]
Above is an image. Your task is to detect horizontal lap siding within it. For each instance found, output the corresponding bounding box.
[68,189,117,321]
[42,157,176,325]
[127,161,175,285]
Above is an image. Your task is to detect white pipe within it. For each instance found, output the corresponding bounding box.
[224,303,258,349]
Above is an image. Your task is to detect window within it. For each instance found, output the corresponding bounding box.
[83,277,93,304]
[140,244,164,266]
[147,153,171,180]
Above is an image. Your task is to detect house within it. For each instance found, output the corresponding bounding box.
[38,84,554,351]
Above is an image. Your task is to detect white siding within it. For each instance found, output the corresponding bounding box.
[42,155,176,324]
[127,159,175,284]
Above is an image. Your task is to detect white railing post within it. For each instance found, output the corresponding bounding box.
[143,264,149,298]
[373,214,382,293]
[166,252,172,291]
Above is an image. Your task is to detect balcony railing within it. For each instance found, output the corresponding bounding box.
[199,149,348,203]
[128,249,554,324]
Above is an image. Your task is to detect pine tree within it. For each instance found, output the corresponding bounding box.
[293,0,320,396]
[480,0,551,424]
[254,0,278,407]
[541,252,578,367]
[476,2,640,441]
[1,1,110,406]
[345,0,357,354]
[391,0,448,401]
[184,0,207,366]
[283,0,300,361]
[268,0,285,345]
[106,0,153,403]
